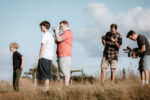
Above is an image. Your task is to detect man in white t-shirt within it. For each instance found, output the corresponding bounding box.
[38,21,54,91]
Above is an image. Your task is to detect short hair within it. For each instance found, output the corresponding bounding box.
[40,21,50,29]
[110,24,117,30]
[60,20,69,26]
[126,30,136,38]
[10,43,19,49]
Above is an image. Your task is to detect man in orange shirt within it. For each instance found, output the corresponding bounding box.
[54,20,73,87]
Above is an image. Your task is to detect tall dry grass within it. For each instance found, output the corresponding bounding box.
[0,74,150,100]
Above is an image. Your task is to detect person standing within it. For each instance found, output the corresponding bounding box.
[10,43,24,91]
[54,20,73,87]
[101,24,122,84]
[126,30,150,85]
[38,21,54,91]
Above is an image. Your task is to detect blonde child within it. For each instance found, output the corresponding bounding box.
[10,43,24,91]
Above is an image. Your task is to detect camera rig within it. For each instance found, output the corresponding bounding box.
[123,46,139,57]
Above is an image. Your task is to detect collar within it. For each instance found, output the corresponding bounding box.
[45,31,50,34]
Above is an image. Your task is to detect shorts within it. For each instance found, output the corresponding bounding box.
[139,55,150,71]
[101,57,118,69]
[57,57,72,77]
[37,58,52,80]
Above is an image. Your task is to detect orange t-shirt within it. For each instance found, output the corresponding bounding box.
[57,30,73,57]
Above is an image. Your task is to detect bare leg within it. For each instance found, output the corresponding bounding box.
[140,70,145,85]
[144,70,149,84]
[65,75,70,87]
[101,68,106,84]
[111,69,116,83]
[44,79,49,91]
[140,71,145,80]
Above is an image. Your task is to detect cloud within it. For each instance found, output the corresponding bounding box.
[117,7,150,31]
[86,3,115,27]
[76,3,150,57]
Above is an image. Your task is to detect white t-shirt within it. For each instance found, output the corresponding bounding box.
[41,32,54,60]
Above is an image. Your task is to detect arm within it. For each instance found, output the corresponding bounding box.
[114,42,120,48]
[55,32,63,42]
[101,33,109,45]
[54,29,63,42]
[39,43,45,59]
[132,45,146,58]
[112,35,122,48]
[136,45,146,55]
[133,37,146,58]
[101,36,106,45]
[20,57,24,69]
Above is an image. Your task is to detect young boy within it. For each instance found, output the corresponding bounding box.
[38,21,54,91]
[10,43,24,91]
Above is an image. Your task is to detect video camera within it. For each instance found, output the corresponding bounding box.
[52,27,59,32]
[123,46,139,57]
[102,35,117,42]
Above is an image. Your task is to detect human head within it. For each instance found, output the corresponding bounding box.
[126,30,138,41]
[59,20,69,32]
[110,24,117,34]
[10,43,19,52]
[40,21,50,32]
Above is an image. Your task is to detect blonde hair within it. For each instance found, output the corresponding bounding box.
[10,43,19,49]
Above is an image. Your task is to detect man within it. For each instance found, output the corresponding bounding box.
[126,30,150,85]
[101,24,122,84]
[38,21,54,91]
[54,20,73,87]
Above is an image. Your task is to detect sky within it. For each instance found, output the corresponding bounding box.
[0,0,150,80]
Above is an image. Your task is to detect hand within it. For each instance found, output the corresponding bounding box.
[132,53,136,58]
[111,38,116,43]
[20,66,23,69]
[53,27,60,34]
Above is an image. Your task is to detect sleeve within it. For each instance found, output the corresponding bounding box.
[118,35,122,45]
[140,36,146,46]
[41,34,47,44]
[16,52,22,58]
[105,32,109,38]
[60,32,69,41]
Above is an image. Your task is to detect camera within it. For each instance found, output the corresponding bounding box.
[123,46,139,57]
[102,35,117,43]
[52,27,59,32]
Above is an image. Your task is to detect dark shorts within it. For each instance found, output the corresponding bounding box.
[37,58,52,80]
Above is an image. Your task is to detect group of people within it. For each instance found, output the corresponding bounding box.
[10,20,73,91]
[9,21,150,92]
[100,24,150,86]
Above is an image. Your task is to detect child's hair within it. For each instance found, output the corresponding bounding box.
[10,43,19,49]
[40,21,50,29]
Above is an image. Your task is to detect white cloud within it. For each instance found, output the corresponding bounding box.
[86,3,115,27]
[117,7,150,31]
[76,3,150,57]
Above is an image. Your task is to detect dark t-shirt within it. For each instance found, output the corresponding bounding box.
[137,34,150,57]
[13,51,22,70]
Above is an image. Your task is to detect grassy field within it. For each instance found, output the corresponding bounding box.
[0,75,150,100]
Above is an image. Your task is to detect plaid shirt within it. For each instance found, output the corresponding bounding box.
[103,32,122,60]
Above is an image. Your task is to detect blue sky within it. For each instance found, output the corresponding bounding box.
[0,0,150,80]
